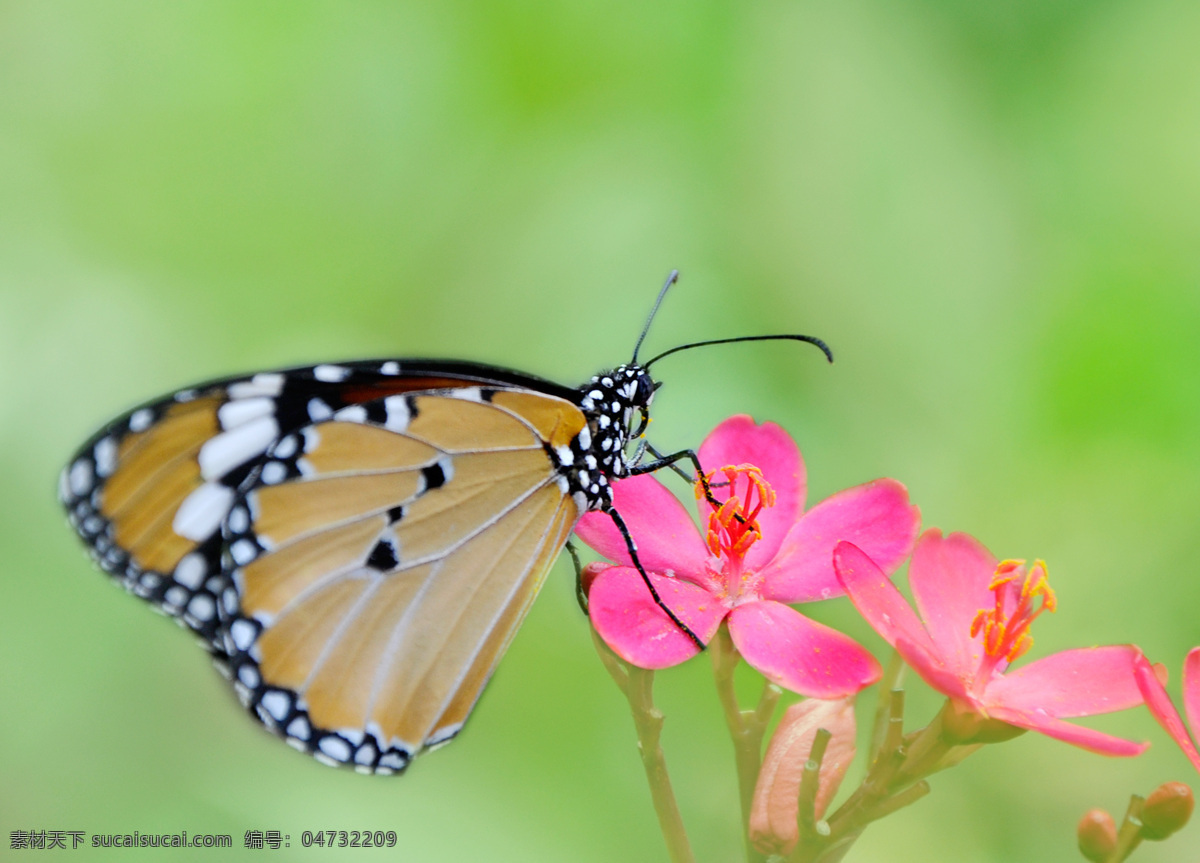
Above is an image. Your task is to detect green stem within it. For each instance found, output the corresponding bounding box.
[868,651,906,759]
[796,729,832,840]
[1106,795,1145,863]
[793,698,979,863]
[592,629,695,863]
[710,624,777,863]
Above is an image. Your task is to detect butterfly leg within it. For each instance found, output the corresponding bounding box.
[565,540,588,615]
[643,443,694,483]
[604,506,705,651]
[628,447,723,512]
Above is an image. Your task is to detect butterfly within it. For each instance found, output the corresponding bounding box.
[59,272,831,774]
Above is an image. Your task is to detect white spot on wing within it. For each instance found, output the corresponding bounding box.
[287,716,311,740]
[128,408,154,432]
[228,373,284,399]
[354,744,376,765]
[187,594,215,621]
[198,416,280,479]
[378,751,407,771]
[307,398,334,421]
[230,538,258,565]
[218,396,275,430]
[173,553,207,589]
[380,361,400,375]
[272,435,299,459]
[319,736,352,762]
[93,437,117,476]
[261,691,291,722]
[260,461,287,485]
[230,619,257,651]
[448,388,484,402]
[173,482,235,541]
[334,405,368,423]
[383,396,411,431]
[313,364,350,382]
[68,460,93,496]
[227,505,250,534]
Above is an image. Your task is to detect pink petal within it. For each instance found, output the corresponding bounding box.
[1135,654,1200,772]
[985,646,1145,718]
[832,542,964,695]
[985,704,1149,757]
[696,416,805,571]
[907,529,998,678]
[727,601,881,697]
[763,479,920,603]
[750,696,857,855]
[1183,648,1200,744]
[575,473,709,579]
[587,565,727,668]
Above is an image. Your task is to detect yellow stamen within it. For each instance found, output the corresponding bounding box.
[972,558,1056,665]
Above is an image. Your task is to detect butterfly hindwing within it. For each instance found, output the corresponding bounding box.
[218,386,587,773]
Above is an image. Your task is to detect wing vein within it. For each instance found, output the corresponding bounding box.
[361,479,559,746]
[418,497,576,744]
[296,575,385,699]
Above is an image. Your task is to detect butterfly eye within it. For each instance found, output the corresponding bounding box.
[632,372,656,408]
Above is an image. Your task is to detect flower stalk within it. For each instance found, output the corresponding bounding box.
[1108,794,1146,862]
[711,623,777,863]
[591,628,695,863]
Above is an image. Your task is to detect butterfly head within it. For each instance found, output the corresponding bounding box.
[568,362,660,504]
[579,363,656,440]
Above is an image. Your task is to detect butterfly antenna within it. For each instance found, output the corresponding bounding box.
[631,269,680,365]
[643,333,834,369]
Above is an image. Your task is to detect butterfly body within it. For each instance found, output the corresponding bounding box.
[60,358,656,773]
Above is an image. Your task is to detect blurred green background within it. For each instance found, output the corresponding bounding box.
[3,0,1199,860]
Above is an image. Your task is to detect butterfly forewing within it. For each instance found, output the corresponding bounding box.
[59,361,579,648]
[219,386,587,773]
[60,386,245,645]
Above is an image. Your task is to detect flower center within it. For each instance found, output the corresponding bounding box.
[694,465,776,604]
[970,558,1056,675]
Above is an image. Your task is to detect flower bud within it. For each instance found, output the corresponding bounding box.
[749,696,856,855]
[1141,781,1194,840]
[1076,809,1117,862]
[579,561,609,600]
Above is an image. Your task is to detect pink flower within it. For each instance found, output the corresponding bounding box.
[1134,648,1200,772]
[833,531,1148,756]
[576,415,920,697]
